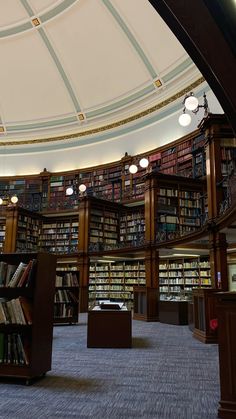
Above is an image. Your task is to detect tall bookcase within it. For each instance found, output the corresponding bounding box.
[0,252,56,383]
[154,174,206,243]
[219,138,236,215]
[88,199,121,252]
[89,260,146,309]
[159,256,211,301]
[38,214,79,254]
[4,207,42,253]
[119,205,145,248]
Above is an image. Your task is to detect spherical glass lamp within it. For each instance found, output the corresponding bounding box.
[178,112,191,127]
[139,158,149,168]
[185,94,199,111]
[79,184,87,193]
[129,164,138,174]
[0,198,3,205]
[66,186,74,196]
[10,195,18,204]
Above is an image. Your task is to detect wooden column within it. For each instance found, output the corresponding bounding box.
[77,254,90,313]
[133,174,159,321]
[209,232,228,291]
[78,197,91,312]
[144,174,157,245]
[3,205,18,252]
[200,115,225,220]
[216,292,236,418]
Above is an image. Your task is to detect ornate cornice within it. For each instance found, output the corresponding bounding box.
[0,77,205,147]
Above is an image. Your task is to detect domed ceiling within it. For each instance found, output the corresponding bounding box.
[0,1,233,248]
[0,0,208,149]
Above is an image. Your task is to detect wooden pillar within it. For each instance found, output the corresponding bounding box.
[133,174,159,321]
[200,114,235,220]
[144,174,157,245]
[216,292,236,418]
[77,254,90,313]
[200,115,224,220]
[209,232,228,291]
[78,197,91,312]
[3,206,18,252]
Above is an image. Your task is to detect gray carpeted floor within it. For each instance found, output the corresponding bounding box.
[0,314,220,418]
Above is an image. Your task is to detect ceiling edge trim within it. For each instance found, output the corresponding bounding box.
[0,76,205,148]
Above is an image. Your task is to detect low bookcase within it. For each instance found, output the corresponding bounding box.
[0,252,56,384]
[54,270,79,324]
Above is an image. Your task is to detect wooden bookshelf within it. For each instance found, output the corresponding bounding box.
[54,270,79,324]
[154,174,206,243]
[89,260,146,309]
[4,207,42,253]
[38,214,79,254]
[159,256,211,301]
[0,129,208,211]
[0,252,56,383]
[219,139,236,216]
[119,205,145,248]
[88,199,120,252]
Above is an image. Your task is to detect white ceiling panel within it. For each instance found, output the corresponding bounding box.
[0,1,28,27]
[0,30,74,122]
[28,0,60,15]
[44,0,151,109]
[113,0,187,74]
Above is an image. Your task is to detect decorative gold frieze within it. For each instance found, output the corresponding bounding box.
[0,77,205,146]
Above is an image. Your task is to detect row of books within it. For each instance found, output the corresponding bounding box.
[0,333,29,365]
[0,297,32,325]
[0,260,36,288]
[55,272,79,287]
[54,289,78,304]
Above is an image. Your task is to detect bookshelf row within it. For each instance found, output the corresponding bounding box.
[88,256,211,306]
[0,132,208,211]
[0,117,235,228]
[159,257,211,301]
[89,261,146,308]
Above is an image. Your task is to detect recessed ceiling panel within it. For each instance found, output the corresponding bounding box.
[113,0,187,75]
[0,30,75,123]
[28,0,60,15]
[45,0,151,110]
[0,1,28,27]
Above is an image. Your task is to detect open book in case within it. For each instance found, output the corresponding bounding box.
[0,252,56,384]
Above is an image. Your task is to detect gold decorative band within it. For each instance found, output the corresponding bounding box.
[0,77,205,146]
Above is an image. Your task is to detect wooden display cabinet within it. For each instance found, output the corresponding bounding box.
[87,309,132,348]
[133,286,158,321]
[159,300,189,325]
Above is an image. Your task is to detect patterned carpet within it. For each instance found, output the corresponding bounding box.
[0,314,220,418]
